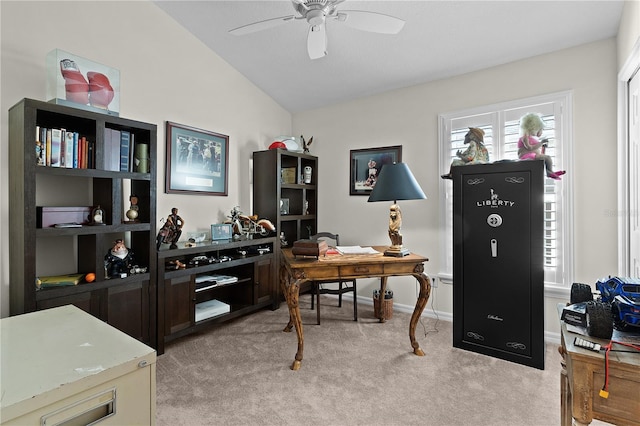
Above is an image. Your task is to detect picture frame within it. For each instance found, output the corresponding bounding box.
[165,121,229,195]
[211,223,233,242]
[350,145,402,195]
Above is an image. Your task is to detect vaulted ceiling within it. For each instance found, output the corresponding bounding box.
[154,1,624,113]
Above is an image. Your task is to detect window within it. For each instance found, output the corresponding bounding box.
[438,92,574,290]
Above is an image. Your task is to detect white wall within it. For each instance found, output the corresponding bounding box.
[618,0,640,68]
[293,38,619,336]
[0,1,291,318]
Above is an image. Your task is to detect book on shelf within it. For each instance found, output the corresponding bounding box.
[64,130,74,168]
[37,273,85,288]
[111,129,121,171]
[120,130,130,172]
[35,125,45,166]
[45,128,52,166]
[87,139,95,169]
[50,128,62,167]
[102,128,120,171]
[128,133,136,172]
[72,131,79,168]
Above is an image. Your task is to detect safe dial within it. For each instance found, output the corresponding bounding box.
[487,213,503,227]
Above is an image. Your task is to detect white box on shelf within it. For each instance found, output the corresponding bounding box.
[195,299,230,322]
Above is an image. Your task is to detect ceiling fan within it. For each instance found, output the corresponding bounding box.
[228,0,405,60]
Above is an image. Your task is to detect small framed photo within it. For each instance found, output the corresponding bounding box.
[280,198,290,215]
[211,223,233,242]
[165,121,229,196]
[350,145,402,195]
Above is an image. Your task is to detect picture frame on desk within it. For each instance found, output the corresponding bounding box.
[165,121,229,196]
[211,223,233,242]
[349,145,402,195]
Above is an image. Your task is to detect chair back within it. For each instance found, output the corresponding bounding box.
[311,232,339,246]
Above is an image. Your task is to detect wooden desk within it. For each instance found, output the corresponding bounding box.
[279,246,431,370]
[558,306,640,426]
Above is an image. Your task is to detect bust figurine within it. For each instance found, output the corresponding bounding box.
[125,195,139,223]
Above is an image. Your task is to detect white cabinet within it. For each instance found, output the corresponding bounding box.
[0,305,156,425]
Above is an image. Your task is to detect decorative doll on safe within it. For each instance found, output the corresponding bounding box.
[517,112,566,180]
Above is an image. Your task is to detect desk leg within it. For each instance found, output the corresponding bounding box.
[409,271,431,357]
[280,266,294,333]
[280,269,305,370]
[559,345,572,426]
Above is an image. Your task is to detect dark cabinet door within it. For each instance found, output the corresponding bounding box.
[453,161,544,369]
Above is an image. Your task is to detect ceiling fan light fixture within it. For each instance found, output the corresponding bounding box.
[306,9,326,26]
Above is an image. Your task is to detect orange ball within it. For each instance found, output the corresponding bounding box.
[85,273,96,283]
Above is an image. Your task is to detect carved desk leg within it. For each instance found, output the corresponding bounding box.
[279,266,294,332]
[281,269,306,371]
[409,266,431,357]
[559,345,571,426]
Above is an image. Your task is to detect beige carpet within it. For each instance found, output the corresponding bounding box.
[156,297,568,426]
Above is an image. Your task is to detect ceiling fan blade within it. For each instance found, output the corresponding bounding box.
[291,0,309,10]
[229,15,295,36]
[307,23,327,60]
[335,10,405,34]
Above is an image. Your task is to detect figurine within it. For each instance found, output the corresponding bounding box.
[441,127,489,179]
[90,205,106,225]
[125,194,139,223]
[156,207,184,249]
[104,239,135,278]
[301,134,313,153]
[225,206,275,239]
[518,113,566,180]
[388,204,403,248]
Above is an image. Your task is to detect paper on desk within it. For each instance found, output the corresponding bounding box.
[336,246,379,255]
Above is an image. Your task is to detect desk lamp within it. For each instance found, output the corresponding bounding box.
[368,162,426,256]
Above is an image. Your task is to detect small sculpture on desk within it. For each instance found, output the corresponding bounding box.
[388,204,403,248]
[156,207,184,249]
[105,239,135,278]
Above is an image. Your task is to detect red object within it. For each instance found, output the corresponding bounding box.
[269,141,287,150]
[88,72,114,108]
[60,59,89,104]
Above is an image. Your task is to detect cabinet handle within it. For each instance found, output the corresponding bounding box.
[138,360,149,368]
[354,267,369,273]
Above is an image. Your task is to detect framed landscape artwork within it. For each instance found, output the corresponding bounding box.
[350,145,402,195]
[165,121,229,195]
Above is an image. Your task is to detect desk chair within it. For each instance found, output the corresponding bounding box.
[310,232,357,325]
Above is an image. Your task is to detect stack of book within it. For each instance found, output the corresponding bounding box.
[36,126,94,169]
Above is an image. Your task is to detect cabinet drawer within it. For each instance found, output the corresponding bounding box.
[340,264,383,277]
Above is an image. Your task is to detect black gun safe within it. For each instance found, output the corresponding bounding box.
[452,160,545,369]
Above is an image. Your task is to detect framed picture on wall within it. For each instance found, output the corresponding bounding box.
[165,121,229,195]
[349,145,402,195]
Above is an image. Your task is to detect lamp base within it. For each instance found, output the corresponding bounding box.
[384,247,410,257]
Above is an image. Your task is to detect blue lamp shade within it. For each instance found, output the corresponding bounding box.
[368,162,426,203]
